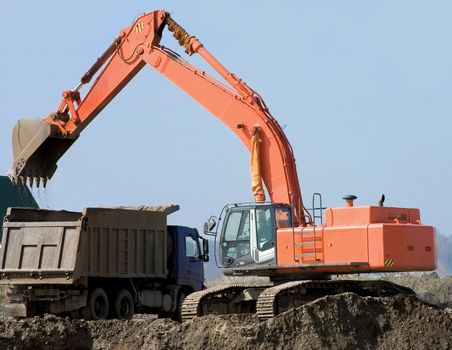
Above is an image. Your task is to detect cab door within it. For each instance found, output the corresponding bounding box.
[250,207,275,264]
[220,209,252,266]
[185,234,204,288]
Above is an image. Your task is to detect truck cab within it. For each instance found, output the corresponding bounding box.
[168,226,207,292]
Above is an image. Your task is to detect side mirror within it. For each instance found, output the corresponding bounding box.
[203,217,217,235]
[202,238,209,262]
[198,236,209,262]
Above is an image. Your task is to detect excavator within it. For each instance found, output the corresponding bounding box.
[8,10,436,321]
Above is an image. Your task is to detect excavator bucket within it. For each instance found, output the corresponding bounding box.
[9,118,76,186]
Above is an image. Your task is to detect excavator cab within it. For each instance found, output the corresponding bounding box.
[216,203,292,269]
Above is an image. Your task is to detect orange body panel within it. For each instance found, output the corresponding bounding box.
[325,206,421,225]
[276,206,436,274]
[323,226,369,263]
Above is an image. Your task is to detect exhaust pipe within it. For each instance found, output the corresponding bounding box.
[8,118,77,186]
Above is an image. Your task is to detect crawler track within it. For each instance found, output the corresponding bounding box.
[182,279,414,322]
[181,282,273,322]
[256,279,415,321]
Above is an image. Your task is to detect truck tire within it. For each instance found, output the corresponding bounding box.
[81,287,109,320]
[113,289,134,320]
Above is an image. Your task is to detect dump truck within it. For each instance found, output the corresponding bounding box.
[0,205,208,320]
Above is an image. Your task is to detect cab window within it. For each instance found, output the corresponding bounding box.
[224,210,250,241]
[185,236,199,258]
[275,207,291,228]
[255,208,275,251]
[222,210,250,259]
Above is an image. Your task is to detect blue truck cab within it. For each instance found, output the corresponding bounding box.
[168,226,207,293]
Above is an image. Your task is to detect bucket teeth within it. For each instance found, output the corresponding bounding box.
[10,117,67,188]
[11,175,48,188]
[8,174,17,186]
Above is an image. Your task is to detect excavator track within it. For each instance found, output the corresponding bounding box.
[181,282,273,322]
[256,279,415,321]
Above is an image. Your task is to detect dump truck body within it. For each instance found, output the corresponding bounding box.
[0,206,206,319]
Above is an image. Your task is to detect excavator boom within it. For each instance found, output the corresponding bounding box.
[9,10,307,225]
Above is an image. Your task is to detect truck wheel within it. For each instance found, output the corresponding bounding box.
[81,287,109,320]
[113,289,134,320]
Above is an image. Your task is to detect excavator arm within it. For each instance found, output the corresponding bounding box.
[9,10,308,226]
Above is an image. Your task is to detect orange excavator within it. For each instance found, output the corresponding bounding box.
[8,10,436,321]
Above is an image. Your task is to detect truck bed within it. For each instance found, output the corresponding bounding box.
[0,207,170,285]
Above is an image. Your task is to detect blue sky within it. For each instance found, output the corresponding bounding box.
[1,1,451,237]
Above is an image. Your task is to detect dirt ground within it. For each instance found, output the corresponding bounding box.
[0,291,451,350]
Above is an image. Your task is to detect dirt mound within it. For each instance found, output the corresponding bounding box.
[0,314,91,349]
[0,293,450,350]
[166,293,452,350]
[263,293,452,350]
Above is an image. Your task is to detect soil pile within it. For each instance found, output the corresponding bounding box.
[0,293,451,350]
